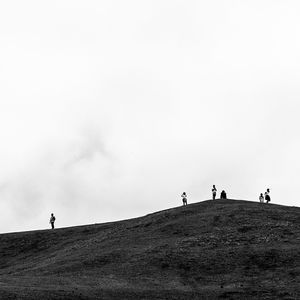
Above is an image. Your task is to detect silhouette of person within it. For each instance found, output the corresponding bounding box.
[50,213,56,229]
[220,190,227,199]
[259,193,264,203]
[265,189,271,204]
[212,185,217,200]
[181,192,187,206]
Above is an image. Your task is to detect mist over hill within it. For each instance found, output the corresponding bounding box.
[0,199,299,299]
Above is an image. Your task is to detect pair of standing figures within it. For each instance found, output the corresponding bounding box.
[212,185,227,200]
[259,189,271,203]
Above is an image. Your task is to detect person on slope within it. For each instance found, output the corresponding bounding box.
[259,193,264,203]
[212,185,217,200]
[220,190,227,199]
[181,192,188,206]
[265,189,271,204]
[49,213,56,229]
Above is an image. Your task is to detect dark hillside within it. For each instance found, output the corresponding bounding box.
[0,199,299,299]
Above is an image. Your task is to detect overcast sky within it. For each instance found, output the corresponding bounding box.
[0,1,300,233]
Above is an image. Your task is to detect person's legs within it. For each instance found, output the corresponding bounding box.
[51,222,54,229]
[213,193,216,200]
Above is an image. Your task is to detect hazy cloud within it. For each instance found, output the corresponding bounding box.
[0,1,300,232]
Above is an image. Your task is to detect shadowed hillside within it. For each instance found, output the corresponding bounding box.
[0,199,299,299]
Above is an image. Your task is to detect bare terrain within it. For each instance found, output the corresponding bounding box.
[0,199,299,299]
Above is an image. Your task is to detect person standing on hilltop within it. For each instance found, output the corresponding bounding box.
[212,185,217,200]
[181,192,187,206]
[259,193,264,203]
[265,188,271,204]
[49,213,56,229]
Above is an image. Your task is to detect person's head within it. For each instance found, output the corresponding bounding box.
[51,213,54,216]
[267,188,270,192]
[260,193,263,196]
[213,185,215,188]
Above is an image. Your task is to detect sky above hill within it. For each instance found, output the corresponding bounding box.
[0,1,300,233]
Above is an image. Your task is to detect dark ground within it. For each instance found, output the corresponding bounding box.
[0,199,299,299]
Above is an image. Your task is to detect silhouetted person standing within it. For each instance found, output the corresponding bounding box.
[50,213,56,229]
[220,190,227,199]
[259,193,264,203]
[212,185,217,200]
[181,192,187,206]
[265,189,271,204]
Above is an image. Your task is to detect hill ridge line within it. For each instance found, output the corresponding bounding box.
[1,198,298,237]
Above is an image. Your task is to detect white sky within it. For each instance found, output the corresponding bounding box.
[0,1,300,233]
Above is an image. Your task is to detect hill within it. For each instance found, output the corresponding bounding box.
[0,199,299,299]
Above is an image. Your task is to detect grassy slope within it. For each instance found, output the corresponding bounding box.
[0,199,299,299]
